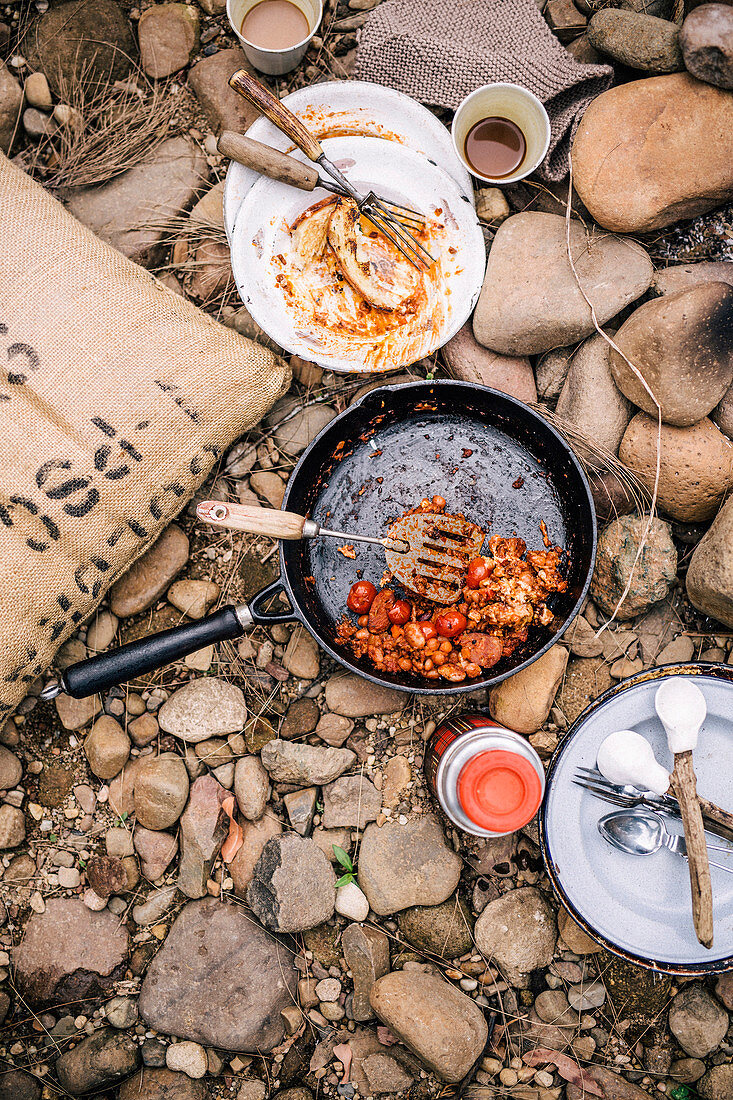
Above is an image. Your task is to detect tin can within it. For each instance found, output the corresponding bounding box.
[425,712,545,837]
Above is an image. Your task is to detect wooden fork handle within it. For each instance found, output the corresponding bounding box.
[198,501,307,540]
[672,751,714,949]
[228,71,323,162]
[217,132,319,191]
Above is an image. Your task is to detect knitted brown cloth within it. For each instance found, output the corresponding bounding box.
[354,0,612,181]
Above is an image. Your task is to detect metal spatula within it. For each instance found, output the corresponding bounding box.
[197,502,484,603]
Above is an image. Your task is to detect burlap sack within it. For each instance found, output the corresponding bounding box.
[0,153,290,721]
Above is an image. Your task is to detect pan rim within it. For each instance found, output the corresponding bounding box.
[539,661,733,975]
[278,378,598,695]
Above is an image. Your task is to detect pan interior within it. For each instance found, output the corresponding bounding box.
[282,383,595,691]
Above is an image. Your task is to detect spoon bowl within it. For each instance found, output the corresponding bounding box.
[655,677,707,753]
[599,808,733,871]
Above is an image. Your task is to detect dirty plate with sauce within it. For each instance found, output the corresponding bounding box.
[230,136,485,373]
[223,79,473,240]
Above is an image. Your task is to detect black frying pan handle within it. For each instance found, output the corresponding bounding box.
[60,606,247,699]
[249,579,298,625]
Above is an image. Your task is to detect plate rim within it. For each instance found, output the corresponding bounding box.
[540,660,733,975]
[230,135,486,374]
[223,78,474,241]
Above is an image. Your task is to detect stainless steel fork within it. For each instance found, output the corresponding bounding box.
[573,767,733,844]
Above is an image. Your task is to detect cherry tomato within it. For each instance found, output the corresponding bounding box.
[387,599,411,626]
[347,580,377,614]
[419,621,438,642]
[435,609,468,638]
[467,556,490,589]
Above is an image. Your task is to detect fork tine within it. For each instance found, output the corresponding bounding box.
[363,202,436,267]
[373,213,435,268]
[363,207,432,270]
[371,197,426,229]
[571,779,635,805]
[361,208,423,269]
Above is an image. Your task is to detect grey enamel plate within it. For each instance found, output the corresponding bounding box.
[541,663,733,974]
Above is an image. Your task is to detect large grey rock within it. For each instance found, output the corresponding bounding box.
[555,332,632,455]
[572,74,733,233]
[65,137,208,268]
[324,673,409,717]
[0,64,22,154]
[443,321,537,403]
[687,495,733,626]
[260,739,355,784]
[620,414,733,522]
[473,213,653,355]
[177,774,228,898]
[698,1065,733,1100]
[55,1027,140,1095]
[119,1068,212,1099]
[229,813,282,897]
[109,524,189,617]
[680,3,733,88]
[14,898,128,1006]
[234,755,269,820]
[668,984,728,1057]
[397,895,474,958]
[0,1070,42,1100]
[358,814,462,916]
[158,678,247,743]
[369,971,488,1082]
[138,2,199,79]
[139,897,297,1051]
[588,9,683,71]
[133,752,190,830]
[474,887,557,987]
[590,514,677,620]
[247,833,336,932]
[609,283,733,427]
[322,774,381,829]
[188,49,260,134]
[653,260,733,297]
[342,923,390,1021]
[27,0,136,94]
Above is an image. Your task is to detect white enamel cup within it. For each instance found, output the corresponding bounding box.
[451,83,551,185]
[227,0,323,76]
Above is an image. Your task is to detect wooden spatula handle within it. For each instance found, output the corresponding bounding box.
[217,132,319,191]
[228,71,323,162]
[199,502,307,540]
[672,751,714,949]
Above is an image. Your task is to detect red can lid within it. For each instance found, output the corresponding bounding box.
[457,749,542,833]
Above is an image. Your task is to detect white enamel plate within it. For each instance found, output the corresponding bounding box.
[223,79,474,241]
[230,135,486,374]
[541,665,733,973]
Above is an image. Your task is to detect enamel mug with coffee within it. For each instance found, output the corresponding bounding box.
[227,0,323,76]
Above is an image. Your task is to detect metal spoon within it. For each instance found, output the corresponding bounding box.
[599,808,733,873]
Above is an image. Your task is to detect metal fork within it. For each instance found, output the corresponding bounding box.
[228,70,435,270]
[573,768,733,843]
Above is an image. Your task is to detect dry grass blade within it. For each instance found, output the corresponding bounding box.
[534,403,652,515]
[27,57,180,192]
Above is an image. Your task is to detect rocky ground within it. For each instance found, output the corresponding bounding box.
[1,0,733,1098]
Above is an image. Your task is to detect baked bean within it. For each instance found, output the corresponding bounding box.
[432,495,446,510]
[398,657,412,671]
[403,622,426,648]
[391,624,404,640]
[355,628,369,641]
[425,637,440,654]
[357,615,368,627]
[439,665,466,682]
[424,658,434,671]
[440,640,453,653]
[433,652,447,666]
